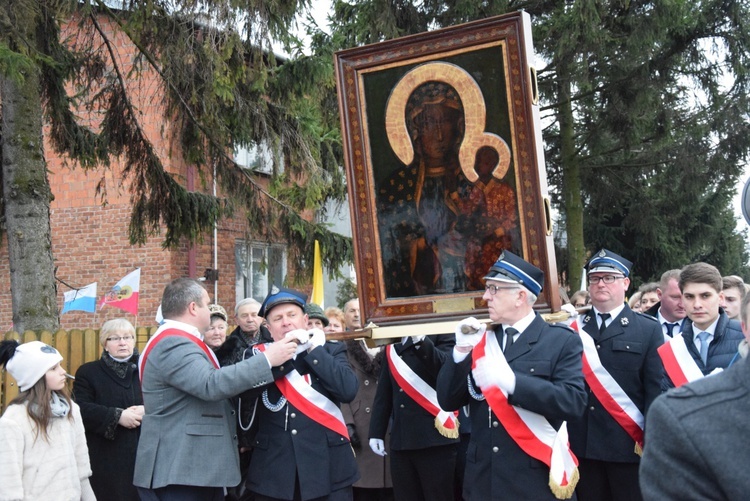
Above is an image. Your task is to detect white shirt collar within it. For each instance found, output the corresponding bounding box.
[507,310,537,336]
[155,319,204,341]
[692,317,719,337]
[592,302,626,321]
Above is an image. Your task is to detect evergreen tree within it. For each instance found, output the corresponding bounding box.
[0,0,352,331]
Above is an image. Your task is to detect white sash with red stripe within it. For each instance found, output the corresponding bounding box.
[139,327,219,382]
[658,333,717,387]
[256,344,349,439]
[472,330,578,499]
[573,320,644,455]
[386,344,459,439]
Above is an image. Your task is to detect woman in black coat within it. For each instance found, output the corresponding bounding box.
[73,318,143,501]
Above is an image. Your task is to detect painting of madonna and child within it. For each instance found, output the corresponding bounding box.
[335,12,557,325]
[375,74,522,298]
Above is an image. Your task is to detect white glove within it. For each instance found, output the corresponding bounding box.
[308,328,326,350]
[369,438,387,456]
[472,357,516,394]
[560,303,577,318]
[455,317,486,349]
[285,329,310,355]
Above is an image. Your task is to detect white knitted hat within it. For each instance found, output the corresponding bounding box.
[6,341,63,392]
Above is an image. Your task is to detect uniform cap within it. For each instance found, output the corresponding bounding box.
[483,250,544,296]
[259,286,307,318]
[586,249,632,277]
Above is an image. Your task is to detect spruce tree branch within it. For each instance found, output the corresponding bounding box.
[91,0,307,219]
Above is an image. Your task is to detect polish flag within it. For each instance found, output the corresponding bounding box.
[100,269,141,315]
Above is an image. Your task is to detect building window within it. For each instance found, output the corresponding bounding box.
[234,141,282,175]
[235,241,287,302]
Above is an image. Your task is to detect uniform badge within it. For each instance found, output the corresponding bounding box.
[583,315,591,324]
[598,250,606,257]
[270,285,280,295]
[621,317,629,326]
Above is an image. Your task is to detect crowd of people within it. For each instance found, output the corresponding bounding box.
[2,248,750,501]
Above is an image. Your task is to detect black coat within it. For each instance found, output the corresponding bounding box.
[369,334,458,450]
[661,310,744,390]
[241,341,360,500]
[568,306,664,463]
[437,316,587,500]
[73,353,143,501]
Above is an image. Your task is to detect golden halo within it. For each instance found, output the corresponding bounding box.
[384,61,511,182]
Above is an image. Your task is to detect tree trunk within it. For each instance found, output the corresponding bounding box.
[1,65,60,332]
[556,74,585,292]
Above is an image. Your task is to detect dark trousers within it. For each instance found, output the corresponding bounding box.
[352,487,394,501]
[390,444,457,501]
[576,458,642,501]
[137,485,224,501]
[254,487,352,501]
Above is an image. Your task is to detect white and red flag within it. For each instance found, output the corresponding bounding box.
[100,268,141,315]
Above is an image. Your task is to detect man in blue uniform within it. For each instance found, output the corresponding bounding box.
[436,250,586,500]
[240,286,360,501]
[569,250,663,501]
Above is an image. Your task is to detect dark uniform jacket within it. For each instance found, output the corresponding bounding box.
[661,309,743,390]
[73,353,143,501]
[369,334,458,450]
[241,341,360,501]
[568,305,664,463]
[640,355,750,500]
[436,315,587,500]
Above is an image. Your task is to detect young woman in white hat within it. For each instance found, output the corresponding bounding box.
[0,340,96,501]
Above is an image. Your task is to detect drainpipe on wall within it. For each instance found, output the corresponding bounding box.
[213,163,218,303]
[187,165,197,279]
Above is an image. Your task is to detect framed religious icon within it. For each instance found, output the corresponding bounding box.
[335,11,559,333]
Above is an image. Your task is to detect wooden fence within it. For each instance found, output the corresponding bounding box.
[1,327,157,413]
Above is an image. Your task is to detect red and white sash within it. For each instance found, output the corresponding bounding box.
[386,344,459,439]
[573,320,644,455]
[139,328,219,382]
[255,344,349,439]
[658,333,714,387]
[472,329,579,500]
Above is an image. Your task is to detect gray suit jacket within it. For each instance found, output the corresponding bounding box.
[640,355,750,500]
[133,324,273,489]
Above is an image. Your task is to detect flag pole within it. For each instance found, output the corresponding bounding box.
[311,240,324,307]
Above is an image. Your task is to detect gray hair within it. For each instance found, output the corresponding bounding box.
[99,318,135,348]
[161,278,206,319]
[235,297,261,317]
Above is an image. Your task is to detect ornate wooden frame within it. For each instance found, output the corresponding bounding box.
[335,11,559,331]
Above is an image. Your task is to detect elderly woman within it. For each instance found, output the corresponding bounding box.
[205,304,229,350]
[73,318,143,501]
[324,307,346,334]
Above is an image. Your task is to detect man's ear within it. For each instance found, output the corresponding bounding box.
[657,288,663,299]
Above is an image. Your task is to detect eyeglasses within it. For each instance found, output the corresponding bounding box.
[588,275,624,285]
[106,335,135,342]
[485,284,520,295]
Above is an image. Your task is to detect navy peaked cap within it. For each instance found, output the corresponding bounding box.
[259,286,307,317]
[586,249,632,277]
[483,250,544,296]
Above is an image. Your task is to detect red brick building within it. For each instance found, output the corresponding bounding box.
[0,15,291,331]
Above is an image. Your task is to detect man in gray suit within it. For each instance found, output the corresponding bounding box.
[640,289,750,500]
[134,278,298,501]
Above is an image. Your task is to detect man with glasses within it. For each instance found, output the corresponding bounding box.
[568,249,663,501]
[436,250,586,500]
